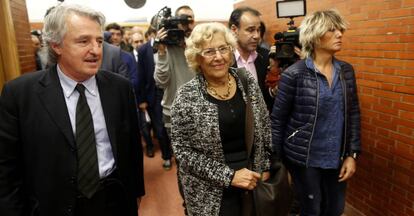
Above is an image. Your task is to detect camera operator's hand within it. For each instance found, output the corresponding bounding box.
[294,46,302,58]
[155,28,168,56]
[269,45,276,55]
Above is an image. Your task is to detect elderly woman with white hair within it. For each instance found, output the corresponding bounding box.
[171,22,271,216]
[271,9,361,216]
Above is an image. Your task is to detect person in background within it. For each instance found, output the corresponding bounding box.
[31,30,49,70]
[106,22,133,52]
[0,4,144,215]
[229,7,273,111]
[144,27,157,41]
[271,9,361,216]
[131,32,145,62]
[123,27,133,45]
[31,34,43,70]
[171,22,271,216]
[153,5,196,169]
[259,21,271,51]
[131,26,144,35]
[103,31,137,86]
[136,24,172,167]
[100,31,129,79]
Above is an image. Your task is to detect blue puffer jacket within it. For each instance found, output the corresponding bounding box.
[270,59,361,166]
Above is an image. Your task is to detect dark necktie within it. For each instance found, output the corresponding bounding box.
[75,84,100,198]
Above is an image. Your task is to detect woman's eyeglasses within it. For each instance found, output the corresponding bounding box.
[200,45,232,57]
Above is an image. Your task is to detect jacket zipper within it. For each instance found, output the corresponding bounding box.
[287,130,300,140]
[340,69,347,160]
[306,69,319,167]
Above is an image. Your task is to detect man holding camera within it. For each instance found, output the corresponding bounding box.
[229,7,273,111]
[153,5,195,169]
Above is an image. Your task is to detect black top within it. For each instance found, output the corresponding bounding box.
[208,87,247,215]
[207,87,246,170]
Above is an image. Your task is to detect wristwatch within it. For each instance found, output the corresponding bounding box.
[350,152,359,160]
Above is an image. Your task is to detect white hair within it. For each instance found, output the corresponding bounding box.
[42,4,106,65]
[185,22,237,73]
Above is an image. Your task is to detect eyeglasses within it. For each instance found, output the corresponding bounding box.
[200,45,232,57]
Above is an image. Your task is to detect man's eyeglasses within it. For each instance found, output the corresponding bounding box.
[200,45,232,57]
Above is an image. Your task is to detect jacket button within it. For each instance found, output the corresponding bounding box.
[70,176,76,184]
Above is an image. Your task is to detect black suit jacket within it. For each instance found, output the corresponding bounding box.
[0,66,144,216]
[233,47,273,111]
[101,42,129,78]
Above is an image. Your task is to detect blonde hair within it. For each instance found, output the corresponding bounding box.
[185,22,237,73]
[299,9,348,58]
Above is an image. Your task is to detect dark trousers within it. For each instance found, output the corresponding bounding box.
[139,88,171,160]
[287,163,346,216]
[75,173,137,216]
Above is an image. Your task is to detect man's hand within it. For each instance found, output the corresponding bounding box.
[231,168,261,190]
[138,102,148,110]
[155,28,167,56]
[338,157,357,182]
[269,45,276,55]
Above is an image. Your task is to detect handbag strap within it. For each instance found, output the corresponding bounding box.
[235,67,255,161]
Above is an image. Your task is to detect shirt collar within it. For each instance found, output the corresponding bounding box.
[56,64,98,98]
[305,57,341,74]
[234,49,258,63]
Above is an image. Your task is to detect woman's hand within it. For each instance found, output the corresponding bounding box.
[261,171,270,181]
[231,168,261,190]
[338,157,356,182]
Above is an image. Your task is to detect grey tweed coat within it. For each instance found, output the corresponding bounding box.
[171,68,272,216]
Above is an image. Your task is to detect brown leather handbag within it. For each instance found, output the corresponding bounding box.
[252,160,293,216]
[237,68,293,216]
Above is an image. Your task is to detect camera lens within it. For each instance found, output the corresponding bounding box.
[280,44,294,57]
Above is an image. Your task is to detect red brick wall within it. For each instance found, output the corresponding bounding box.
[10,0,36,73]
[234,0,414,215]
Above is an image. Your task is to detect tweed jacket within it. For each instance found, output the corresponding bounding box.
[171,68,272,216]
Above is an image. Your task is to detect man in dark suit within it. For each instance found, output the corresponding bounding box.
[136,28,172,169]
[100,41,129,78]
[229,7,273,111]
[0,4,144,216]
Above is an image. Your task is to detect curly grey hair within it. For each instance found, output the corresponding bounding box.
[42,4,106,65]
[185,22,237,73]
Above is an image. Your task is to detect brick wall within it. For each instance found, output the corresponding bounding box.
[234,0,414,215]
[10,0,36,73]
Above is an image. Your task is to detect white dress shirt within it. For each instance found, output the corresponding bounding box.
[57,65,115,178]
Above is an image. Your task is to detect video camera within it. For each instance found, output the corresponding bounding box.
[155,6,193,46]
[270,0,306,69]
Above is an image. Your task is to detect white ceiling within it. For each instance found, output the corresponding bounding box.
[26,0,237,23]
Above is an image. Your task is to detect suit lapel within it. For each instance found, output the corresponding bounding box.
[95,71,118,161]
[37,66,75,147]
[254,53,266,90]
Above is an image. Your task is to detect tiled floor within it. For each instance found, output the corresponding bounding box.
[138,145,185,216]
[137,143,364,216]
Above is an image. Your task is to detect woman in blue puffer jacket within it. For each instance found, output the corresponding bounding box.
[271,9,361,216]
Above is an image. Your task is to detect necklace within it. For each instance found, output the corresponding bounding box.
[206,74,233,100]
